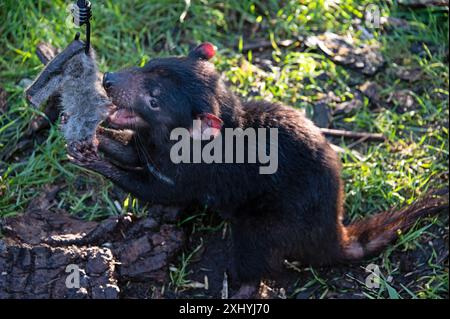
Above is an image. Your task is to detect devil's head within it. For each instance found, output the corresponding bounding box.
[104,43,230,145]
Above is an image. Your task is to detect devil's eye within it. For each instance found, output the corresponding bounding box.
[146,95,160,110]
[149,99,158,109]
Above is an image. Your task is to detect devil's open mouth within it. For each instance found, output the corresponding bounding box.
[108,105,146,128]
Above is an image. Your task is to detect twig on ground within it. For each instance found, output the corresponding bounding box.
[320,128,386,142]
[347,136,370,149]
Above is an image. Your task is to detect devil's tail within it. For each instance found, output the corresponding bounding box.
[341,188,449,260]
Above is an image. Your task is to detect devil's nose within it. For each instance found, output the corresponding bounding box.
[103,72,115,90]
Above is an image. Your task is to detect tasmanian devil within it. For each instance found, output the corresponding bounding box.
[68,42,448,298]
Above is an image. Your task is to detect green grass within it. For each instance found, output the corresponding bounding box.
[0,0,448,299]
[169,238,205,292]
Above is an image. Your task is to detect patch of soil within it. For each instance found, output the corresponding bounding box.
[387,89,419,113]
[306,32,385,75]
[311,91,365,126]
[333,92,364,116]
[0,186,184,299]
[358,81,382,107]
[312,101,332,128]
[394,66,424,83]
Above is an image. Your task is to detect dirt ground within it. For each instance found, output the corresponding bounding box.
[0,186,184,299]
[1,184,447,299]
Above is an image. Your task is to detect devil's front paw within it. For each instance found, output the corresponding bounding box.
[67,140,101,167]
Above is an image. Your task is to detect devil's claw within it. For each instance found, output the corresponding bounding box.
[67,141,101,165]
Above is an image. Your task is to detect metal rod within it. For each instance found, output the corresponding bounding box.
[85,20,91,54]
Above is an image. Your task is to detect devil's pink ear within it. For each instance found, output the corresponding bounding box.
[189,42,216,60]
[191,113,223,140]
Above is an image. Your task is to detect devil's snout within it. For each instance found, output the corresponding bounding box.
[102,72,116,90]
